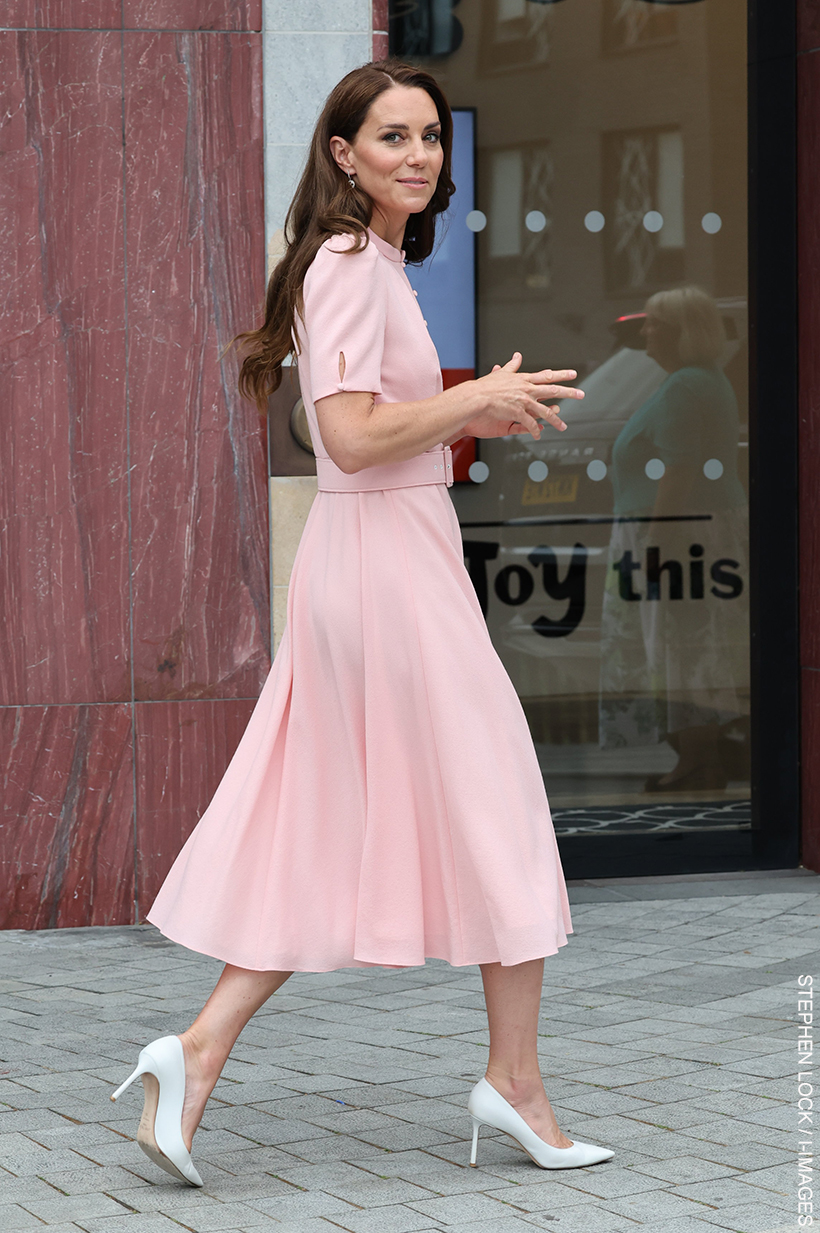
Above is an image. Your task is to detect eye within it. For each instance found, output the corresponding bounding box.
[424,131,441,143]
[382,132,403,143]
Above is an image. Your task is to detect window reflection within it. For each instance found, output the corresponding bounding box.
[599,287,749,793]
[393,0,750,837]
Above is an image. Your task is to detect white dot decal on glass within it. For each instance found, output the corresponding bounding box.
[525,210,547,234]
[704,458,724,480]
[528,460,549,482]
[702,212,722,234]
[643,211,664,233]
[645,457,666,480]
[584,210,605,233]
[466,210,487,233]
[586,459,607,482]
[469,460,490,483]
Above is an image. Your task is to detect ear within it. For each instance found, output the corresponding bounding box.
[329,135,354,175]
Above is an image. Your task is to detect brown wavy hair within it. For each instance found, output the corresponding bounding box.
[225,59,455,415]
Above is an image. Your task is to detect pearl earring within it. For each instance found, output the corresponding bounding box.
[346,172,355,188]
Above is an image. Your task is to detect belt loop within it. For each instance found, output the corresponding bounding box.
[444,443,453,487]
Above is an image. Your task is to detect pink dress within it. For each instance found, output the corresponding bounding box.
[146,227,573,972]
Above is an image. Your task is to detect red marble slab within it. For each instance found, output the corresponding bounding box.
[373,31,388,60]
[134,697,257,915]
[372,0,388,35]
[798,50,820,673]
[798,0,820,52]
[123,31,270,702]
[123,1,261,30]
[1,704,134,929]
[801,669,820,872]
[1,2,120,26]
[0,31,130,707]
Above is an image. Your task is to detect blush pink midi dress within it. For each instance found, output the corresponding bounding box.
[146,227,574,972]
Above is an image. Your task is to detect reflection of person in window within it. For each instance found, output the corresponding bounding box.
[598,286,749,793]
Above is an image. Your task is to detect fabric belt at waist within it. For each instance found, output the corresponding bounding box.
[315,445,453,492]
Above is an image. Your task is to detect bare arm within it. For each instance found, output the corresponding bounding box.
[315,352,584,473]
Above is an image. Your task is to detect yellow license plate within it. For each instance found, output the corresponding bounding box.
[521,474,579,506]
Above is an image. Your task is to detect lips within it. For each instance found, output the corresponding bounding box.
[398,179,427,187]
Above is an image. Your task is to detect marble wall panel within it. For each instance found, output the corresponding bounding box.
[2,2,119,25]
[124,30,270,702]
[801,669,820,872]
[134,698,257,911]
[0,704,134,929]
[123,0,261,29]
[373,0,388,58]
[0,31,130,708]
[798,0,820,52]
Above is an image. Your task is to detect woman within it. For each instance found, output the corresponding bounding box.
[111,59,613,1185]
[599,286,749,791]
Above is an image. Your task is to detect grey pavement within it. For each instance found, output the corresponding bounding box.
[0,868,817,1233]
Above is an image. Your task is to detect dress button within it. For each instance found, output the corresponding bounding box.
[423,319,428,326]
[413,290,418,297]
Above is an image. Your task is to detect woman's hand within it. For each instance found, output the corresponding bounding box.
[458,352,584,440]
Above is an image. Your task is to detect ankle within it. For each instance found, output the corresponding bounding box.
[485,1067,545,1102]
[178,1029,226,1085]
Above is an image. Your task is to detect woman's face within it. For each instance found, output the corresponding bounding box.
[641,310,681,372]
[331,85,444,223]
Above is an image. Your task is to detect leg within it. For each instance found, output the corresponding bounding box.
[479,957,573,1149]
[178,964,292,1150]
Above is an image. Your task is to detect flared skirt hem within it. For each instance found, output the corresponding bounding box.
[144,913,573,974]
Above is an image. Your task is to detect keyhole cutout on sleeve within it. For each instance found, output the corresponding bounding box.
[338,352,346,382]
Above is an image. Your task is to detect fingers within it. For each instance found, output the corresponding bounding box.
[534,368,578,382]
[501,351,523,372]
[539,404,567,432]
[531,383,585,402]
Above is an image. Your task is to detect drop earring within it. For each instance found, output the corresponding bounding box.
[346,172,355,189]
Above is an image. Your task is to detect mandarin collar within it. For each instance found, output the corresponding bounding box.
[367,226,406,264]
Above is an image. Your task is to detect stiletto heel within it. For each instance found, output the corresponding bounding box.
[111,1064,145,1102]
[467,1077,614,1170]
[470,1116,481,1167]
[110,1035,203,1187]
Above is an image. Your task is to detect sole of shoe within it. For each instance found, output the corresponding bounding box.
[136,1073,195,1186]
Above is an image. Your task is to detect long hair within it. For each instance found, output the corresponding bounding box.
[645,285,728,367]
[226,59,455,414]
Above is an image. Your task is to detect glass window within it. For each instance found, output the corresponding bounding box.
[395,0,752,873]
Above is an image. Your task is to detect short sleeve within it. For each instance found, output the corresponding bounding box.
[300,234,387,402]
[649,369,707,466]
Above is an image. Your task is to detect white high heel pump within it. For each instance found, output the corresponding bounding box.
[110,1035,203,1187]
[468,1077,614,1169]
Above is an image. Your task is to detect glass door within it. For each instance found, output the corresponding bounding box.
[394,0,796,877]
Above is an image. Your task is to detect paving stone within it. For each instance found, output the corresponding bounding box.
[243,1188,361,1221]
[405,1191,520,1223]
[74,1216,195,1233]
[150,1201,274,1229]
[516,1204,638,1231]
[335,1204,449,1232]
[627,1154,743,1185]
[442,1219,551,1232]
[0,886,816,1232]
[696,1201,795,1231]
[0,1203,50,1230]
[18,1192,132,1222]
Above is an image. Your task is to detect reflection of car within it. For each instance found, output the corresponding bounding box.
[506,298,748,516]
[453,299,751,709]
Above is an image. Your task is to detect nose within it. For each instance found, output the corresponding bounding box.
[406,140,428,166]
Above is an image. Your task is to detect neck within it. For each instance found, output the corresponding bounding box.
[368,205,410,253]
